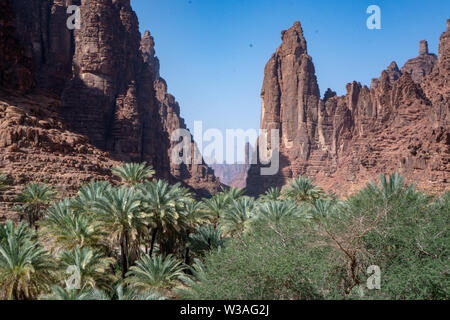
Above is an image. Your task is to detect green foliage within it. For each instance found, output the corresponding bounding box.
[202,192,230,225]
[180,200,211,231]
[259,187,282,202]
[349,175,449,299]
[138,179,192,256]
[182,174,449,300]
[0,171,447,300]
[71,180,111,214]
[282,176,325,203]
[14,183,57,228]
[112,162,155,186]
[40,285,93,300]
[125,254,185,291]
[0,222,55,300]
[87,283,167,300]
[220,197,255,237]
[182,219,327,300]
[188,225,228,256]
[58,245,114,290]
[221,186,246,202]
[139,180,187,233]
[93,186,143,277]
[255,200,300,224]
[42,199,105,250]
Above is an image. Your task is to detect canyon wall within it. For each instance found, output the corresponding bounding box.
[0,0,219,219]
[247,20,450,196]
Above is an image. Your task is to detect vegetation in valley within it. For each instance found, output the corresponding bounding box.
[0,165,448,300]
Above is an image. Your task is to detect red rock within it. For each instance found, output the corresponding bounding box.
[0,0,220,219]
[401,40,437,83]
[247,21,450,197]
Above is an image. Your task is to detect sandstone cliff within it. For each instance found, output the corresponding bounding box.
[247,20,450,196]
[0,0,219,218]
[140,30,218,195]
[207,143,252,188]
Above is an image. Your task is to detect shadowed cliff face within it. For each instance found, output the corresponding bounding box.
[0,0,220,218]
[247,20,450,197]
[0,0,33,91]
[139,30,219,196]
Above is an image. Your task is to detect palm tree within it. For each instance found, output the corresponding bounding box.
[112,162,155,186]
[138,180,189,257]
[220,197,255,236]
[188,225,227,256]
[366,172,414,202]
[310,198,336,218]
[180,258,207,285]
[0,220,33,244]
[179,200,209,264]
[0,221,54,300]
[259,187,282,202]
[125,254,185,291]
[58,246,114,290]
[93,187,143,278]
[202,192,230,226]
[86,283,167,300]
[176,258,207,298]
[14,183,57,228]
[222,186,246,202]
[40,285,92,300]
[256,200,299,224]
[42,199,105,250]
[282,176,324,204]
[71,181,111,215]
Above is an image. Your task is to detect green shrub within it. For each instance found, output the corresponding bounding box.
[182,218,333,300]
[182,175,449,300]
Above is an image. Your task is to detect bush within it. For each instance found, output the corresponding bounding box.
[182,218,334,300]
[182,177,449,300]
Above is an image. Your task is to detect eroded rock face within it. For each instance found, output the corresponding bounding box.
[9,0,77,94]
[401,40,438,83]
[0,0,33,91]
[140,31,219,196]
[247,21,450,196]
[0,0,219,218]
[0,89,121,221]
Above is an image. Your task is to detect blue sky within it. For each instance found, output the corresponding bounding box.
[131,0,449,152]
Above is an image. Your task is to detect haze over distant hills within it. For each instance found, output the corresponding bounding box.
[246,20,450,196]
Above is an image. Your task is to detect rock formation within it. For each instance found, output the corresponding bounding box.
[0,89,120,222]
[247,20,450,196]
[139,30,218,195]
[0,0,33,91]
[401,40,438,83]
[209,162,250,188]
[0,0,220,219]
